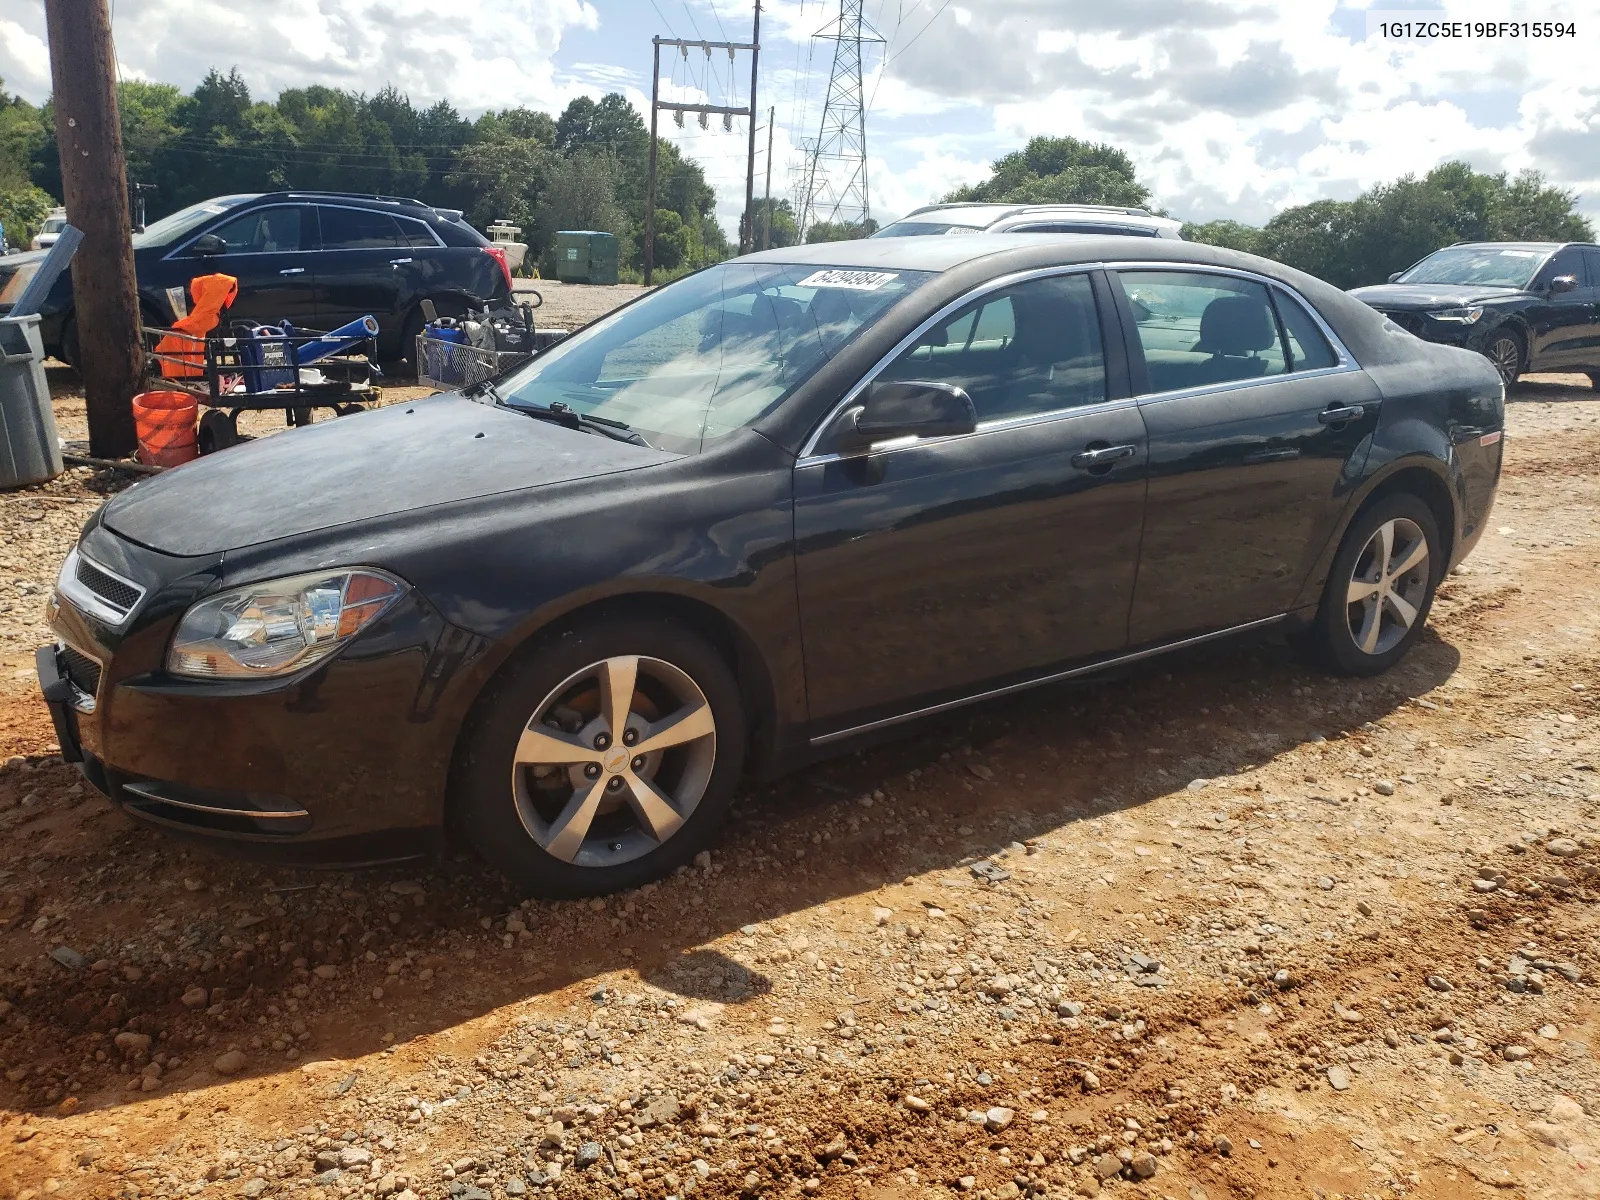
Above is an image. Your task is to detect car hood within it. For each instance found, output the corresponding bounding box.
[101,394,678,556]
[1346,283,1525,310]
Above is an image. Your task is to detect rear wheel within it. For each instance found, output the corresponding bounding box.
[1588,372,1600,391]
[1303,493,1442,676]
[1482,328,1524,389]
[454,616,746,897]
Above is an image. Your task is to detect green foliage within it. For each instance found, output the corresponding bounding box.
[1184,162,1595,288]
[750,198,799,249]
[946,136,1154,210]
[805,218,878,243]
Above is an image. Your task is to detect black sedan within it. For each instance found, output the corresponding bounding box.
[1349,241,1600,388]
[37,236,1505,896]
[0,190,512,365]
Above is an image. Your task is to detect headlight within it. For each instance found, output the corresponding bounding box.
[167,568,405,679]
[1428,306,1483,324]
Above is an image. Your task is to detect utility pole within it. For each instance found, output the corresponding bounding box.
[43,0,141,459]
[762,105,775,251]
[644,28,760,273]
[644,37,661,286]
[741,0,761,255]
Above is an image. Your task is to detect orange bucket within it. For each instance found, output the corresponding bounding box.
[132,390,199,467]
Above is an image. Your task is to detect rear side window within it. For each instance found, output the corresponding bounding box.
[205,206,306,254]
[878,272,1107,421]
[396,216,441,248]
[1119,270,1288,392]
[318,207,405,249]
[1579,248,1600,288]
[1272,289,1339,371]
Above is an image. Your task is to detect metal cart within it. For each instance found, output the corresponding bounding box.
[415,327,568,392]
[144,321,382,454]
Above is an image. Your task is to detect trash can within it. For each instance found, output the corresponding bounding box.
[0,312,63,488]
[554,231,619,285]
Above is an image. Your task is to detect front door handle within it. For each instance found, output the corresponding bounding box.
[390,257,414,267]
[1319,404,1366,425]
[1071,443,1138,469]
[279,267,306,276]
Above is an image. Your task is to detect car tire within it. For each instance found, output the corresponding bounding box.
[1481,327,1524,390]
[1588,372,1600,392]
[1303,493,1442,677]
[58,316,80,371]
[454,616,747,898]
[196,409,239,455]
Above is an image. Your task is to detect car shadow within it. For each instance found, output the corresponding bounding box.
[0,626,1463,1113]
[1511,374,1595,402]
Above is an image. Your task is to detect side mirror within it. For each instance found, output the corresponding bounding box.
[1387,271,1404,283]
[1549,274,1578,294]
[834,380,977,454]
[189,233,225,256]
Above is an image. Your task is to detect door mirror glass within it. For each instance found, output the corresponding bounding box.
[836,380,977,453]
[188,233,225,256]
[1549,274,1579,294]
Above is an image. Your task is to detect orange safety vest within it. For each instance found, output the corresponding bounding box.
[154,274,239,378]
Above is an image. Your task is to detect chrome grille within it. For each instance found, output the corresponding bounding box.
[76,557,141,612]
[59,644,102,697]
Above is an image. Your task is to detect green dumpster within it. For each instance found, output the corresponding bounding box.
[554,231,619,285]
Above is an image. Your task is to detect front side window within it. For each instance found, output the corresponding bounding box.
[1120,271,1288,393]
[206,207,304,255]
[318,207,405,250]
[1534,248,1586,290]
[876,272,1107,422]
[498,262,932,453]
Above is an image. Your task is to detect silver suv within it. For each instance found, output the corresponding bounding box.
[871,203,1183,240]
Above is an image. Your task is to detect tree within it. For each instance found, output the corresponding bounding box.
[536,150,631,269]
[946,136,1154,210]
[750,197,799,248]
[1179,219,1262,255]
[0,78,52,246]
[448,135,551,231]
[805,218,877,243]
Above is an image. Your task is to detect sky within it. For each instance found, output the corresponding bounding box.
[1,0,1596,238]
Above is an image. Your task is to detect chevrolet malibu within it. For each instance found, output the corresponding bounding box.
[38,236,1505,896]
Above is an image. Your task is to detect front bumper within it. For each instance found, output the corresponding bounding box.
[37,539,482,866]
[1372,309,1478,347]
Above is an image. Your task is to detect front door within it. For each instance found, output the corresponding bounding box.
[1112,268,1381,645]
[793,270,1149,731]
[312,205,410,336]
[168,204,318,327]
[1527,246,1595,372]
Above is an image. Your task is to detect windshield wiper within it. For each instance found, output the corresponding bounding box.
[506,398,652,447]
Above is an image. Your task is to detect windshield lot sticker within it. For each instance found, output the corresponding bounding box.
[798,269,899,291]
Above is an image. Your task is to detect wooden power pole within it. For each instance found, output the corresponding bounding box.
[741,0,761,255]
[44,0,142,458]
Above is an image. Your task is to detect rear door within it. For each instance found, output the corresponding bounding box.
[167,204,318,327]
[793,269,1150,731]
[1576,248,1600,375]
[313,205,410,335]
[1526,247,1593,372]
[1111,267,1381,645]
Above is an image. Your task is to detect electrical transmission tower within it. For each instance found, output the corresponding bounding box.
[797,0,882,240]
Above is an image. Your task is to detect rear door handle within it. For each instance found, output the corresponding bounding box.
[1319,404,1366,425]
[390,257,414,267]
[1071,443,1138,469]
[279,267,306,276]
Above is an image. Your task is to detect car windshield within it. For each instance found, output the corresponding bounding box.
[40,216,66,234]
[873,221,983,237]
[133,196,257,249]
[496,261,932,453]
[1397,246,1550,289]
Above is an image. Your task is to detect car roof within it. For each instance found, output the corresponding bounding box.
[743,232,1191,272]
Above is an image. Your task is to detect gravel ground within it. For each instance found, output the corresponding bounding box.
[0,372,1597,1200]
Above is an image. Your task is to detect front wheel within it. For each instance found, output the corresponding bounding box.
[1302,494,1442,676]
[454,617,747,897]
[1481,328,1524,389]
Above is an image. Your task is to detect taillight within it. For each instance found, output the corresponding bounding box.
[484,246,513,292]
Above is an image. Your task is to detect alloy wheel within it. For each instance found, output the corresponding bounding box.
[1487,335,1521,387]
[511,655,716,868]
[1344,517,1430,656]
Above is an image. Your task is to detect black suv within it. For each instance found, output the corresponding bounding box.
[1348,241,1600,388]
[0,191,513,365]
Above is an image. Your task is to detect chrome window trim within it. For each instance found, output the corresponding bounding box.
[55,546,147,630]
[163,203,316,262]
[809,613,1285,746]
[795,262,1111,464]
